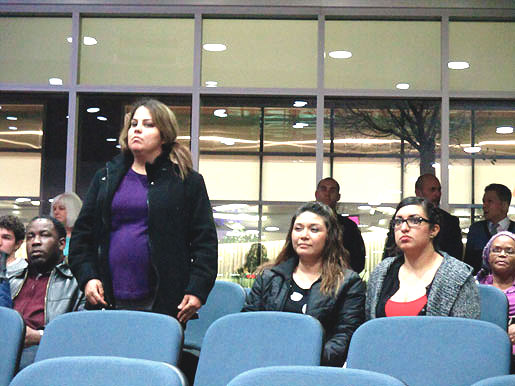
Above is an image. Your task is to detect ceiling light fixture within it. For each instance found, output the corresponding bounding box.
[213,109,228,118]
[496,126,514,134]
[205,81,218,87]
[329,50,352,59]
[83,36,98,46]
[87,107,100,113]
[6,116,17,121]
[220,138,235,146]
[463,146,481,153]
[448,61,470,70]
[265,226,279,232]
[106,138,117,142]
[67,37,72,43]
[292,122,309,129]
[49,78,63,85]
[293,101,308,107]
[97,116,107,121]
[396,83,410,90]
[203,43,227,52]
[8,126,17,130]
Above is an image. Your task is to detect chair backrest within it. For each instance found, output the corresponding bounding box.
[194,311,324,386]
[35,310,183,365]
[227,366,406,386]
[184,280,246,350]
[347,316,511,386]
[0,306,25,386]
[471,375,515,385]
[10,356,187,386]
[478,284,509,329]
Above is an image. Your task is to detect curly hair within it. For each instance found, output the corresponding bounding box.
[259,201,349,296]
[0,215,25,243]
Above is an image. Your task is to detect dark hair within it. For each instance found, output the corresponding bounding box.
[28,215,66,240]
[384,196,442,257]
[485,183,512,206]
[0,215,25,243]
[316,177,340,193]
[119,98,193,179]
[260,201,349,296]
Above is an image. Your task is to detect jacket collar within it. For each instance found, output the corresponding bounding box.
[270,256,299,279]
[9,259,73,279]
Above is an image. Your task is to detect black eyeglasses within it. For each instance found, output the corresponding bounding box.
[393,216,431,228]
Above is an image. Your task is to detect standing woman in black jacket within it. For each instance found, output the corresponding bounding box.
[68,99,218,324]
[243,201,365,367]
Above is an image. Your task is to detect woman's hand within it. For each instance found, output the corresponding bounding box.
[508,324,515,345]
[177,294,201,323]
[85,279,107,307]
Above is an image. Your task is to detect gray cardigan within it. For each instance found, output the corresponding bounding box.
[366,252,480,320]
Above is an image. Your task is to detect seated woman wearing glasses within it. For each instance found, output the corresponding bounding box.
[476,231,515,362]
[367,196,479,320]
[244,201,366,367]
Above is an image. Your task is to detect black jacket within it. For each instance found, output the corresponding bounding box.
[68,153,218,317]
[337,215,366,273]
[243,257,365,367]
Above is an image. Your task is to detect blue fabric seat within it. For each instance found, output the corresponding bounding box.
[194,311,324,386]
[0,306,25,386]
[35,310,183,365]
[184,280,246,350]
[228,366,406,386]
[478,284,509,330]
[471,375,515,385]
[10,356,187,386]
[347,316,511,386]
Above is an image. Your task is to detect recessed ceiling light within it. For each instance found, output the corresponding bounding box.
[97,116,107,121]
[67,37,72,43]
[49,78,63,85]
[203,43,227,52]
[8,126,17,130]
[329,50,352,59]
[6,116,17,121]
[220,138,235,146]
[83,36,98,46]
[31,200,40,206]
[396,83,410,90]
[496,126,514,134]
[293,122,308,129]
[15,197,31,203]
[205,81,218,87]
[265,226,280,232]
[213,109,228,118]
[463,146,481,153]
[116,144,121,149]
[293,101,308,107]
[87,107,100,113]
[448,61,470,70]
[106,138,117,142]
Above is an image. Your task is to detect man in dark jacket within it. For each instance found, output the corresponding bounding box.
[315,177,366,273]
[9,216,84,369]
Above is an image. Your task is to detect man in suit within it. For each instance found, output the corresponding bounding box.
[315,177,366,273]
[465,183,515,274]
[382,174,463,260]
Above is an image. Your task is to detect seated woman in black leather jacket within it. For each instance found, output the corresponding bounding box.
[243,201,366,367]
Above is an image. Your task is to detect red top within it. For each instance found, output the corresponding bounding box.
[385,294,428,317]
[13,270,50,330]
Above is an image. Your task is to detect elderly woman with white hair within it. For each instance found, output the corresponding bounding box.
[51,192,83,258]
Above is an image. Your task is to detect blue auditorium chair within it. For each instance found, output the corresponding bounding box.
[184,280,246,350]
[227,366,406,386]
[478,284,509,330]
[10,356,187,386]
[0,306,25,386]
[194,312,324,386]
[471,375,515,385]
[34,310,183,365]
[347,316,511,386]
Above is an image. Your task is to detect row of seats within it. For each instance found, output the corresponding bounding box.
[0,280,511,385]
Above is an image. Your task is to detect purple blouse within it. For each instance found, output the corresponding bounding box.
[109,168,153,300]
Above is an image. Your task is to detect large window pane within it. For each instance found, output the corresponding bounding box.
[450,22,515,92]
[80,18,194,86]
[264,106,316,153]
[202,19,317,88]
[475,159,515,204]
[0,17,71,84]
[199,155,260,201]
[262,156,316,201]
[325,21,440,90]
